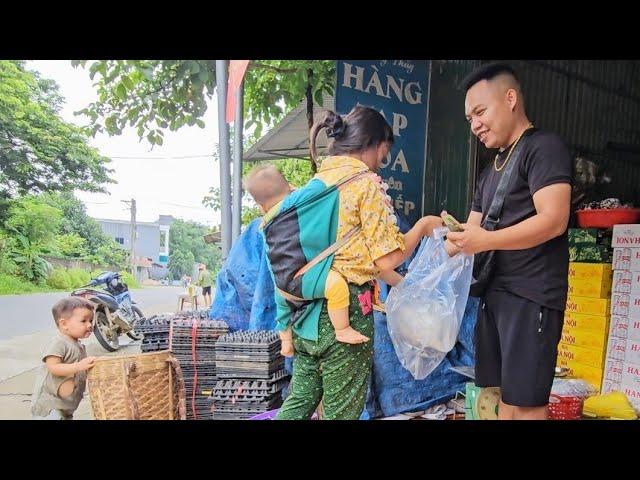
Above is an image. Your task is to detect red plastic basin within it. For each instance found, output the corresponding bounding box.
[576,208,640,228]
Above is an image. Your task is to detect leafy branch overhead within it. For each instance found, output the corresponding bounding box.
[0,61,114,201]
[71,60,336,145]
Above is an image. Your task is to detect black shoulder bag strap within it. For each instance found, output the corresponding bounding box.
[470,134,530,297]
[483,136,529,230]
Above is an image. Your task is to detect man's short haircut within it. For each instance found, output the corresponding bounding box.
[460,62,520,93]
[51,297,95,326]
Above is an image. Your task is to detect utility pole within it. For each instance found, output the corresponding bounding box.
[216,60,232,260]
[232,78,244,244]
[122,199,137,276]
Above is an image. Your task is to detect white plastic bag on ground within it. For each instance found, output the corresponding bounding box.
[551,378,598,398]
[385,227,473,380]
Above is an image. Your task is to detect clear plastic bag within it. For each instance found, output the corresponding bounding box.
[551,378,598,398]
[385,227,474,380]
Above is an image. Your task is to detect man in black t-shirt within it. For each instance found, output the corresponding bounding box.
[447,63,572,420]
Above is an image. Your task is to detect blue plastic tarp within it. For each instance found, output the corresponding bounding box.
[209,218,277,332]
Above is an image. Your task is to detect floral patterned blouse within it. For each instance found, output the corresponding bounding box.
[315,155,405,285]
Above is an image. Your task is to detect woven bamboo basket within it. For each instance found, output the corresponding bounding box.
[87,350,186,420]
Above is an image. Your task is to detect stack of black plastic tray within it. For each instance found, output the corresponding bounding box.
[211,331,288,419]
[210,370,290,419]
[138,309,212,353]
[138,314,173,353]
[170,317,229,420]
[173,309,211,320]
[215,331,285,378]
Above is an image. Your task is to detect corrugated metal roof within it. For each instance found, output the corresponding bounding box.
[244,94,335,162]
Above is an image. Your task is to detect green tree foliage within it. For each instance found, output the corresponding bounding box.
[46,268,72,289]
[119,271,139,289]
[72,60,336,145]
[0,231,17,275]
[168,219,222,278]
[1,192,129,292]
[168,249,195,279]
[67,268,91,288]
[84,244,129,270]
[45,267,91,290]
[3,196,61,283]
[54,233,88,258]
[0,61,113,216]
[269,159,314,188]
[40,192,129,269]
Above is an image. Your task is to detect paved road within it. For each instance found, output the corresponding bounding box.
[0,286,194,382]
[0,286,184,340]
[0,285,216,417]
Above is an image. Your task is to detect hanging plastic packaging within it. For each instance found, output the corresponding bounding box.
[386,227,474,379]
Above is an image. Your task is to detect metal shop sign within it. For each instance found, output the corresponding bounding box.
[335,60,430,226]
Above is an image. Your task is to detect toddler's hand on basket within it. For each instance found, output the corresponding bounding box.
[77,356,97,372]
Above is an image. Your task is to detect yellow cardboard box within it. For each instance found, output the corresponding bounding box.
[560,329,609,351]
[567,276,612,299]
[568,262,613,283]
[566,296,610,316]
[556,357,604,390]
[563,312,610,334]
[557,342,606,369]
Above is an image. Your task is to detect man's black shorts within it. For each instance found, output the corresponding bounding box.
[474,289,564,407]
[202,286,212,296]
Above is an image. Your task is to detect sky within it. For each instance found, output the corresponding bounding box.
[26,60,223,227]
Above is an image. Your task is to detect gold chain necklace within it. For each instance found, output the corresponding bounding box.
[494,123,534,172]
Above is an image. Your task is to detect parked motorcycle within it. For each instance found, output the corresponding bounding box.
[71,271,145,352]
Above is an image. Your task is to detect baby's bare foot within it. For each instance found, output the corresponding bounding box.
[335,326,370,344]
